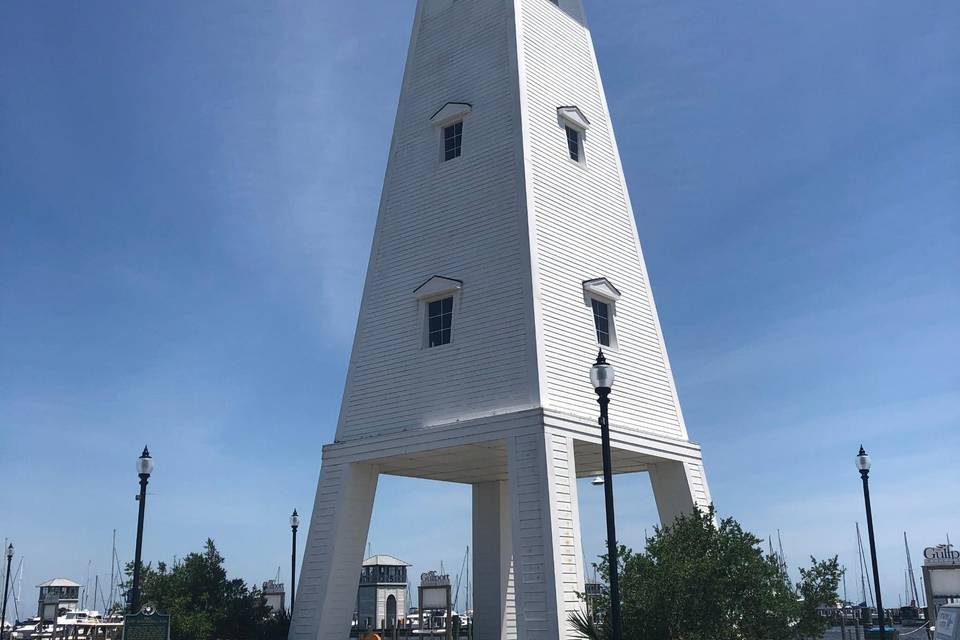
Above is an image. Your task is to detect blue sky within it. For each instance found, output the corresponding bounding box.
[1,0,957,615]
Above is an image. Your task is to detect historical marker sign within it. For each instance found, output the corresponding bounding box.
[123,606,170,640]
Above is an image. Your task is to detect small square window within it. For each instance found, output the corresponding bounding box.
[591,298,611,347]
[443,121,463,161]
[565,125,581,163]
[428,296,454,347]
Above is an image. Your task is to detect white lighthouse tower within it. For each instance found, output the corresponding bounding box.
[291,1,711,639]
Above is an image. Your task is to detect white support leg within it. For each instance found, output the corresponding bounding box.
[543,432,587,638]
[505,432,586,640]
[648,459,712,527]
[290,456,379,640]
[472,481,516,640]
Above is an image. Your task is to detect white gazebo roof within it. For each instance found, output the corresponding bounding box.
[36,578,81,588]
[362,555,411,567]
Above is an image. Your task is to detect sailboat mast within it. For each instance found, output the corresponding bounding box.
[12,557,23,622]
[842,566,849,604]
[83,560,91,609]
[857,522,875,607]
[904,532,920,606]
[108,529,117,612]
[776,528,792,588]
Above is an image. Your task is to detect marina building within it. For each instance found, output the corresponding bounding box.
[36,578,80,622]
[356,555,409,631]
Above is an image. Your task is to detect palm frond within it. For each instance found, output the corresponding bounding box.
[568,609,608,640]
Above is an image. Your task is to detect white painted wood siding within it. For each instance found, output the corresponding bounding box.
[336,0,539,442]
[685,461,712,508]
[292,460,379,640]
[517,0,689,440]
[338,0,692,445]
[507,433,559,639]
[544,431,586,635]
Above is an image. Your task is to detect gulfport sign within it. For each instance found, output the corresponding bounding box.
[924,544,960,566]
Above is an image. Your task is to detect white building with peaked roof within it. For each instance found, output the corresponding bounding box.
[291,1,712,639]
[36,578,81,622]
[356,555,410,631]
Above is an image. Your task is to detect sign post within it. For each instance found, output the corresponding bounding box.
[922,544,960,626]
[123,604,170,640]
[418,571,452,640]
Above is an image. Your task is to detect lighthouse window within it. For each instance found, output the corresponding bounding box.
[443,121,463,161]
[566,125,582,162]
[428,296,453,347]
[591,298,611,347]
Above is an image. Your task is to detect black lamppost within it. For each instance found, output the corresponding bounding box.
[856,446,886,639]
[130,446,154,614]
[590,350,621,640]
[1,543,12,639]
[290,509,300,616]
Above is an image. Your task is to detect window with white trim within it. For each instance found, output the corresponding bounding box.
[430,103,471,163]
[565,125,581,162]
[427,296,454,347]
[414,275,462,349]
[591,298,611,347]
[557,107,590,165]
[443,121,463,161]
[582,277,620,349]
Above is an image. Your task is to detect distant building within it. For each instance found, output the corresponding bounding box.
[356,555,409,631]
[36,578,81,622]
[262,580,285,614]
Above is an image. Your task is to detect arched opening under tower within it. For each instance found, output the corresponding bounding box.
[574,469,661,583]
[362,475,471,634]
[294,429,706,640]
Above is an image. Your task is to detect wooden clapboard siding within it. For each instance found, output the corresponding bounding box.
[507,432,558,639]
[517,0,689,440]
[292,460,379,640]
[295,3,713,639]
[336,0,539,442]
[685,461,713,508]
[338,0,691,445]
[544,432,585,628]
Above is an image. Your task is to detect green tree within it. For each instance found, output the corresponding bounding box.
[128,539,289,640]
[571,506,840,640]
[795,556,843,639]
